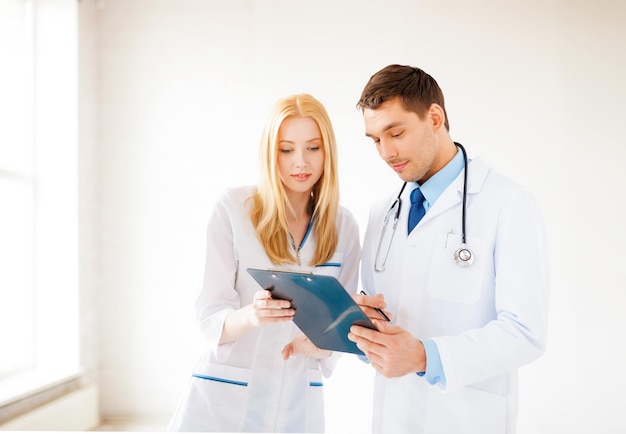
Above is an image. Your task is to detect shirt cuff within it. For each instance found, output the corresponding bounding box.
[416,339,446,386]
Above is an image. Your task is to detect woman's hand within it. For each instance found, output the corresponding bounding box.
[248,287,295,327]
[282,333,332,360]
[220,286,295,344]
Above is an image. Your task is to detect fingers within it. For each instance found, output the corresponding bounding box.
[348,320,381,343]
[347,320,399,355]
[362,306,393,322]
[281,342,295,360]
[348,322,426,377]
[250,289,295,326]
[353,292,387,310]
[352,294,392,322]
[281,334,304,360]
[281,333,332,360]
[351,319,397,338]
[253,289,293,310]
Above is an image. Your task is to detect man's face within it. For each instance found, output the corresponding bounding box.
[363,97,439,184]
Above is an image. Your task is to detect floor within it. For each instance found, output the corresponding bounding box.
[93,417,170,432]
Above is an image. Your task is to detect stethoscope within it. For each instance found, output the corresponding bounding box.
[374,142,474,272]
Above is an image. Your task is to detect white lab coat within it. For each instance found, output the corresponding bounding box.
[168,186,361,433]
[361,157,549,434]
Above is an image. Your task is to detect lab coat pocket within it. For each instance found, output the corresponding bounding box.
[314,252,344,278]
[170,361,252,431]
[425,385,506,434]
[427,233,487,304]
[305,368,325,433]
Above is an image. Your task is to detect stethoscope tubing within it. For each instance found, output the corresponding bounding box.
[458,142,468,245]
[375,142,472,271]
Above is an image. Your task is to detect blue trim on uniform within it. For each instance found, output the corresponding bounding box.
[316,262,342,268]
[301,218,314,248]
[192,374,248,387]
[309,381,323,387]
[289,218,315,252]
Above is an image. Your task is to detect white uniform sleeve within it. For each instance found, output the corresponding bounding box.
[195,194,241,361]
[434,187,549,391]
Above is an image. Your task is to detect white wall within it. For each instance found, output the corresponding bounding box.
[80,0,626,432]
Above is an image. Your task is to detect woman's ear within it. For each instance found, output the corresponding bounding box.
[428,103,446,131]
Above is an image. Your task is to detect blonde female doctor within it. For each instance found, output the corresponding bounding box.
[168,94,360,433]
[348,64,549,434]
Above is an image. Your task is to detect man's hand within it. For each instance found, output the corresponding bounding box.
[352,292,393,322]
[348,320,426,377]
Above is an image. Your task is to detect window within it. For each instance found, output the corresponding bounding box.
[0,0,80,407]
[0,0,36,381]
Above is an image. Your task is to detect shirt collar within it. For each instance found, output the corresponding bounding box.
[413,148,465,211]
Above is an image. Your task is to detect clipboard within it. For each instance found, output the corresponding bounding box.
[246,268,377,355]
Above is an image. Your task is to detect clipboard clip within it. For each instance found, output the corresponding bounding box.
[267,268,313,275]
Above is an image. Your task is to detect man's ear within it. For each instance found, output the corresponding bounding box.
[428,103,446,131]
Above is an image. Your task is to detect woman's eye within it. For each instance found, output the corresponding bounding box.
[307,146,320,151]
[391,131,403,138]
[279,149,292,154]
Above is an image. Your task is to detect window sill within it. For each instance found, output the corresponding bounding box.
[0,368,83,424]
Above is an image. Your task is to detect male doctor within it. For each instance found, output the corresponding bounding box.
[348,64,549,434]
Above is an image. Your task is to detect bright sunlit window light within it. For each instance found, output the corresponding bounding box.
[0,0,80,406]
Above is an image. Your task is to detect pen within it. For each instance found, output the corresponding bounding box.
[359,290,391,322]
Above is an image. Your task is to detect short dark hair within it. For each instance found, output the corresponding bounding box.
[357,64,449,131]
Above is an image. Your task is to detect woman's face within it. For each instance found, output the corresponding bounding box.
[276,115,325,197]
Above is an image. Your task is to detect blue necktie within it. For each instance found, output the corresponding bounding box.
[408,187,425,234]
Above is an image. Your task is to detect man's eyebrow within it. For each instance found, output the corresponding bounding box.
[365,122,403,138]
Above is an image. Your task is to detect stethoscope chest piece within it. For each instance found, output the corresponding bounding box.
[454,246,474,268]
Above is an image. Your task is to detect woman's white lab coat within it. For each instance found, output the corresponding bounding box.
[361,157,549,434]
[168,186,361,433]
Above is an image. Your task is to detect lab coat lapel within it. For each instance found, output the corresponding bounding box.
[419,157,489,224]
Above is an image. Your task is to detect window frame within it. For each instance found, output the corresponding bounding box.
[0,0,81,412]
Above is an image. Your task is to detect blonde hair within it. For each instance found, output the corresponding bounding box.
[249,94,339,265]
